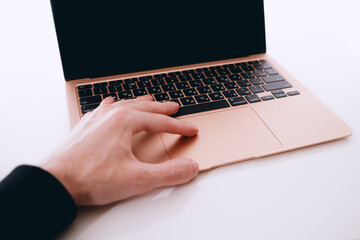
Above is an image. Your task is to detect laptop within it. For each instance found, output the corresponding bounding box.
[50,0,352,170]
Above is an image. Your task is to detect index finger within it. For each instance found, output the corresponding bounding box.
[131,111,199,137]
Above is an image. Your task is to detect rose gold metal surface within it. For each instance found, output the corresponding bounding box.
[132,132,169,164]
[65,53,353,171]
[160,107,282,168]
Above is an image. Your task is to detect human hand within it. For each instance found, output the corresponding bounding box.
[41,96,199,206]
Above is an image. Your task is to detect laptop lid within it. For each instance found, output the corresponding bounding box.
[50,0,266,81]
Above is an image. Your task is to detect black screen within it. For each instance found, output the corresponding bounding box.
[50,1,266,81]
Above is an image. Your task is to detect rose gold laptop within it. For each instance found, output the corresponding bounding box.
[50,0,352,170]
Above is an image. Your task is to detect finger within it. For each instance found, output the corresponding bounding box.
[132,111,198,137]
[100,96,115,106]
[145,158,199,188]
[116,95,153,105]
[125,101,180,115]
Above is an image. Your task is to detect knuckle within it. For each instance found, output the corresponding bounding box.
[112,107,134,121]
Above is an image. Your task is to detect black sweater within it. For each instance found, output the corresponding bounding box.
[0,165,77,239]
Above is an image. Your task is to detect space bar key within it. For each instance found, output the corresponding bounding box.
[172,100,230,117]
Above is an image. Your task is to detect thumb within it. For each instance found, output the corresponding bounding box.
[150,158,199,188]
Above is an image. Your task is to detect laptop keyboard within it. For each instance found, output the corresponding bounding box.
[77,59,300,117]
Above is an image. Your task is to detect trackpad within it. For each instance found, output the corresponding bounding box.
[160,107,282,170]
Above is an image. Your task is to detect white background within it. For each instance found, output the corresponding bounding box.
[0,0,359,239]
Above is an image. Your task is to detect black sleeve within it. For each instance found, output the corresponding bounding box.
[0,165,77,240]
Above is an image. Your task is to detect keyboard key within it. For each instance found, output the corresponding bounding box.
[241,72,255,79]
[236,88,251,96]
[209,66,223,71]
[138,80,151,88]
[261,95,275,101]
[154,73,166,78]
[123,82,137,90]
[197,86,212,94]
[265,68,278,75]
[228,74,242,81]
[235,62,248,67]
[254,70,267,77]
[172,100,230,117]
[139,75,153,81]
[271,90,284,95]
[216,69,231,76]
[204,71,218,78]
[229,67,243,74]
[124,78,138,83]
[241,65,255,72]
[182,69,196,75]
[262,74,285,83]
[222,90,238,98]
[259,59,267,63]
[162,84,176,92]
[245,94,261,103]
[222,64,235,68]
[216,76,230,83]
[169,90,184,99]
[77,84,92,90]
[133,89,148,96]
[224,82,239,89]
[249,85,264,94]
[209,92,224,100]
[263,81,292,91]
[288,90,300,96]
[176,82,190,89]
[165,76,179,84]
[93,87,108,95]
[211,84,225,92]
[273,92,287,98]
[103,93,119,101]
[180,97,196,106]
[147,86,162,94]
[237,80,251,87]
[183,89,198,96]
[250,78,264,85]
[80,96,102,105]
[152,78,165,86]
[78,89,93,97]
[248,60,259,65]
[178,74,192,82]
[118,91,133,99]
[109,80,123,85]
[253,63,272,70]
[228,97,247,106]
[154,93,170,101]
[191,73,205,80]
[195,94,210,103]
[203,78,217,85]
[195,67,209,72]
[108,85,122,92]
[93,82,108,88]
[189,80,203,87]
[167,72,177,77]
[81,103,99,114]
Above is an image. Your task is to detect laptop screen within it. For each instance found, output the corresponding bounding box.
[50,1,266,81]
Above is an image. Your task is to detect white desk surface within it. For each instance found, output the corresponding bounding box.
[0,1,359,239]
